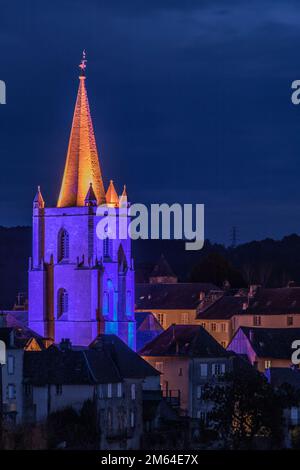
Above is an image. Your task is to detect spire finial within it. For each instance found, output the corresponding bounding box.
[79,50,87,78]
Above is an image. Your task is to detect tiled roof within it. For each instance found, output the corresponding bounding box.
[150,254,177,279]
[0,325,44,350]
[139,324,229,358]
[265,367,300,390]
[135,312,163,332]
[1,311,28,327]
[197,295,247,319]
[239,327,300,359]
[247,287,300,315]
[89,334,160,378]
[24,348,105,385]
[136,283,218,310]
[25,334,159,386]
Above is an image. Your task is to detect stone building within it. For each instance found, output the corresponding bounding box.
[0,317,161,449]
[0,320,44,425]
[28,55,135,349]
[136,283,218,330]
[227,326,300,372]
[197,286,300,348]
[140,324,231,421]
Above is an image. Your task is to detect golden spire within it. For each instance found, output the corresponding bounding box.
[106,180,119,207]
[57,52,106,207]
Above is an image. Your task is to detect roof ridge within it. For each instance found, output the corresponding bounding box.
[81,350,98,383]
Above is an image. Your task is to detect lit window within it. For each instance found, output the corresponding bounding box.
[7,355,15,375]
[221,341,227,348]
[7,384,16,400]
[264,360,271,370]
[156,314,164,327]
[98,385,103,398]
[107,383,112,398]
[57,288,68,318]
[201,323,206,329]
[221,323,227,332]
[58,229,69,261]
[200,363,208,377]
[181,313,189,324]
[291,407,299,425]
[131,383,136,400]
[212,363,226,376]
[211,323,217,332]
[155,362,164,374]
[117,383,123,398]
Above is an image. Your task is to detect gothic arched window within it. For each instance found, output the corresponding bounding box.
[58,229,69,261]
[57,288,68,319]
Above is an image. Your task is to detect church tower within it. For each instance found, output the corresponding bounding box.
[28,53,136,350]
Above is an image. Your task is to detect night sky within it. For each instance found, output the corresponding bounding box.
[1,0,300,244]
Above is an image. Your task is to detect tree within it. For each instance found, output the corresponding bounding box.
[202,364,284,449]
[47,400,99,449]
[189,252,245,287]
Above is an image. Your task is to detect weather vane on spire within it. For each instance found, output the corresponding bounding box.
[79,50,87,76]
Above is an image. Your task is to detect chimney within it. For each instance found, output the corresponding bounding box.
[199,291,205,301]
[59,338,72,352]
[249,285,261,298]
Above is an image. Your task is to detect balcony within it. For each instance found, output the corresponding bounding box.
[163,389,181,408]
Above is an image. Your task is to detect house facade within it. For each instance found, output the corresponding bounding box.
[197,286,300,348]
[0,323,43,425]
[227,326,300,372]
[136,283,218,330]
[140,324,231,421]
[23,335,160,449]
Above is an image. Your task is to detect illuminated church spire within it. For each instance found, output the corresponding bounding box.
[57,51,106,207]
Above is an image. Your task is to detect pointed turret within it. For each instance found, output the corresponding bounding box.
[149,254,178,284]
[33,186,45,209]
[84,182,97,206]
[57,52,106,208]
[106,180,119,207]
[119,184,128,207]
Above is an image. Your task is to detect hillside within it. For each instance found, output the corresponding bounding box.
[1,226,300,308]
